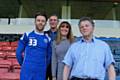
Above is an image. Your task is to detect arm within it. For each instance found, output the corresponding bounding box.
[51,41,57,79]
[45,32,52,66]
[16,33,27,66]
[16,41,25,66]
[104,44,116,80]
[62,45,74,80]
[108,64,116,80]
[46,40,52,66]
[63,65,70,80]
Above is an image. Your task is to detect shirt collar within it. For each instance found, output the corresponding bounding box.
[80,36,96,43]
[49,29,57,34]
[34,30,44,35]
[61,37,67,40]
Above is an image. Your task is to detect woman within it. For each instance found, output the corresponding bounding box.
[52,21,74,80]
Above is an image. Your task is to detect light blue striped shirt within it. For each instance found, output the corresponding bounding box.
[63,37,115,80]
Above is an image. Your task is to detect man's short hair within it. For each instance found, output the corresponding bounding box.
[34,12,48,21]
[49,14,59,22]
[78,17,95,27]
[49,14,58,18]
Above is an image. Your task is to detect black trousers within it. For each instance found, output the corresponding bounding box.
[46,63,52,80]
[70,77,98,80]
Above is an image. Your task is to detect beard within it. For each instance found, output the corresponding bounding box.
[36,25,44,32]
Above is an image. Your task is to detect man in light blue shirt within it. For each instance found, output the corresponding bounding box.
[63,17,116,80]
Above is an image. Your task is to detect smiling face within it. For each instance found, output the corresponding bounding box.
[79,20,94,38]
[49,15,59,30]
[60,23,70,37]
[35,15,47,32]
[56,21,73,44]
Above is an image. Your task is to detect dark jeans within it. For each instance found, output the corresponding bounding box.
[46,63,52,80]
[70,77,98,80]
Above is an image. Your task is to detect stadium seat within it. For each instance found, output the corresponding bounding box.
[0,60,12,73]
[0,72,19,80]
[11,41,18,47]
[13,65,21,73]
[0,60,12,65]
[11,46,17,51]
[115,49,120,55]
[2,46,12,51]
[0,42,10,47]
[6,52,16,60]
[0,65,11,73]
[0,46,3,50]
[0,51,7,60]
[9,59,20,73]
[11,59,20,67]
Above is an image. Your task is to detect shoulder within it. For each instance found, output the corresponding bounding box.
[69,41,81,49]
[44,30,50,35]
[20,31,32,40]
[95,38,109,47]
[74,36,82,42]
[25,31,32,36]
[44,32,51,42]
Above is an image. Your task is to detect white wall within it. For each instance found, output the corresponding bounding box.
[0,18,120,38]
[0,24,120,38]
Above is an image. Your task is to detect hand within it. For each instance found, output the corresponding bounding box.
[52,77,56,80]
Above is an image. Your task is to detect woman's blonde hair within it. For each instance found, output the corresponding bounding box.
[56,21,74,44]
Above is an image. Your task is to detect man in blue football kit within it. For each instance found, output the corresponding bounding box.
[16,12,51,80]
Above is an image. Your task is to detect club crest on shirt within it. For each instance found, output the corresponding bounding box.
[44,39,48,43]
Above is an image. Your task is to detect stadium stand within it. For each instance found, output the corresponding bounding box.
[98,37,120,79]
[0,34,21,80]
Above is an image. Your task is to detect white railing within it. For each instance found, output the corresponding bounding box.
[0,18,8,25]
[0,18,120,28]
[0,18,120,37]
